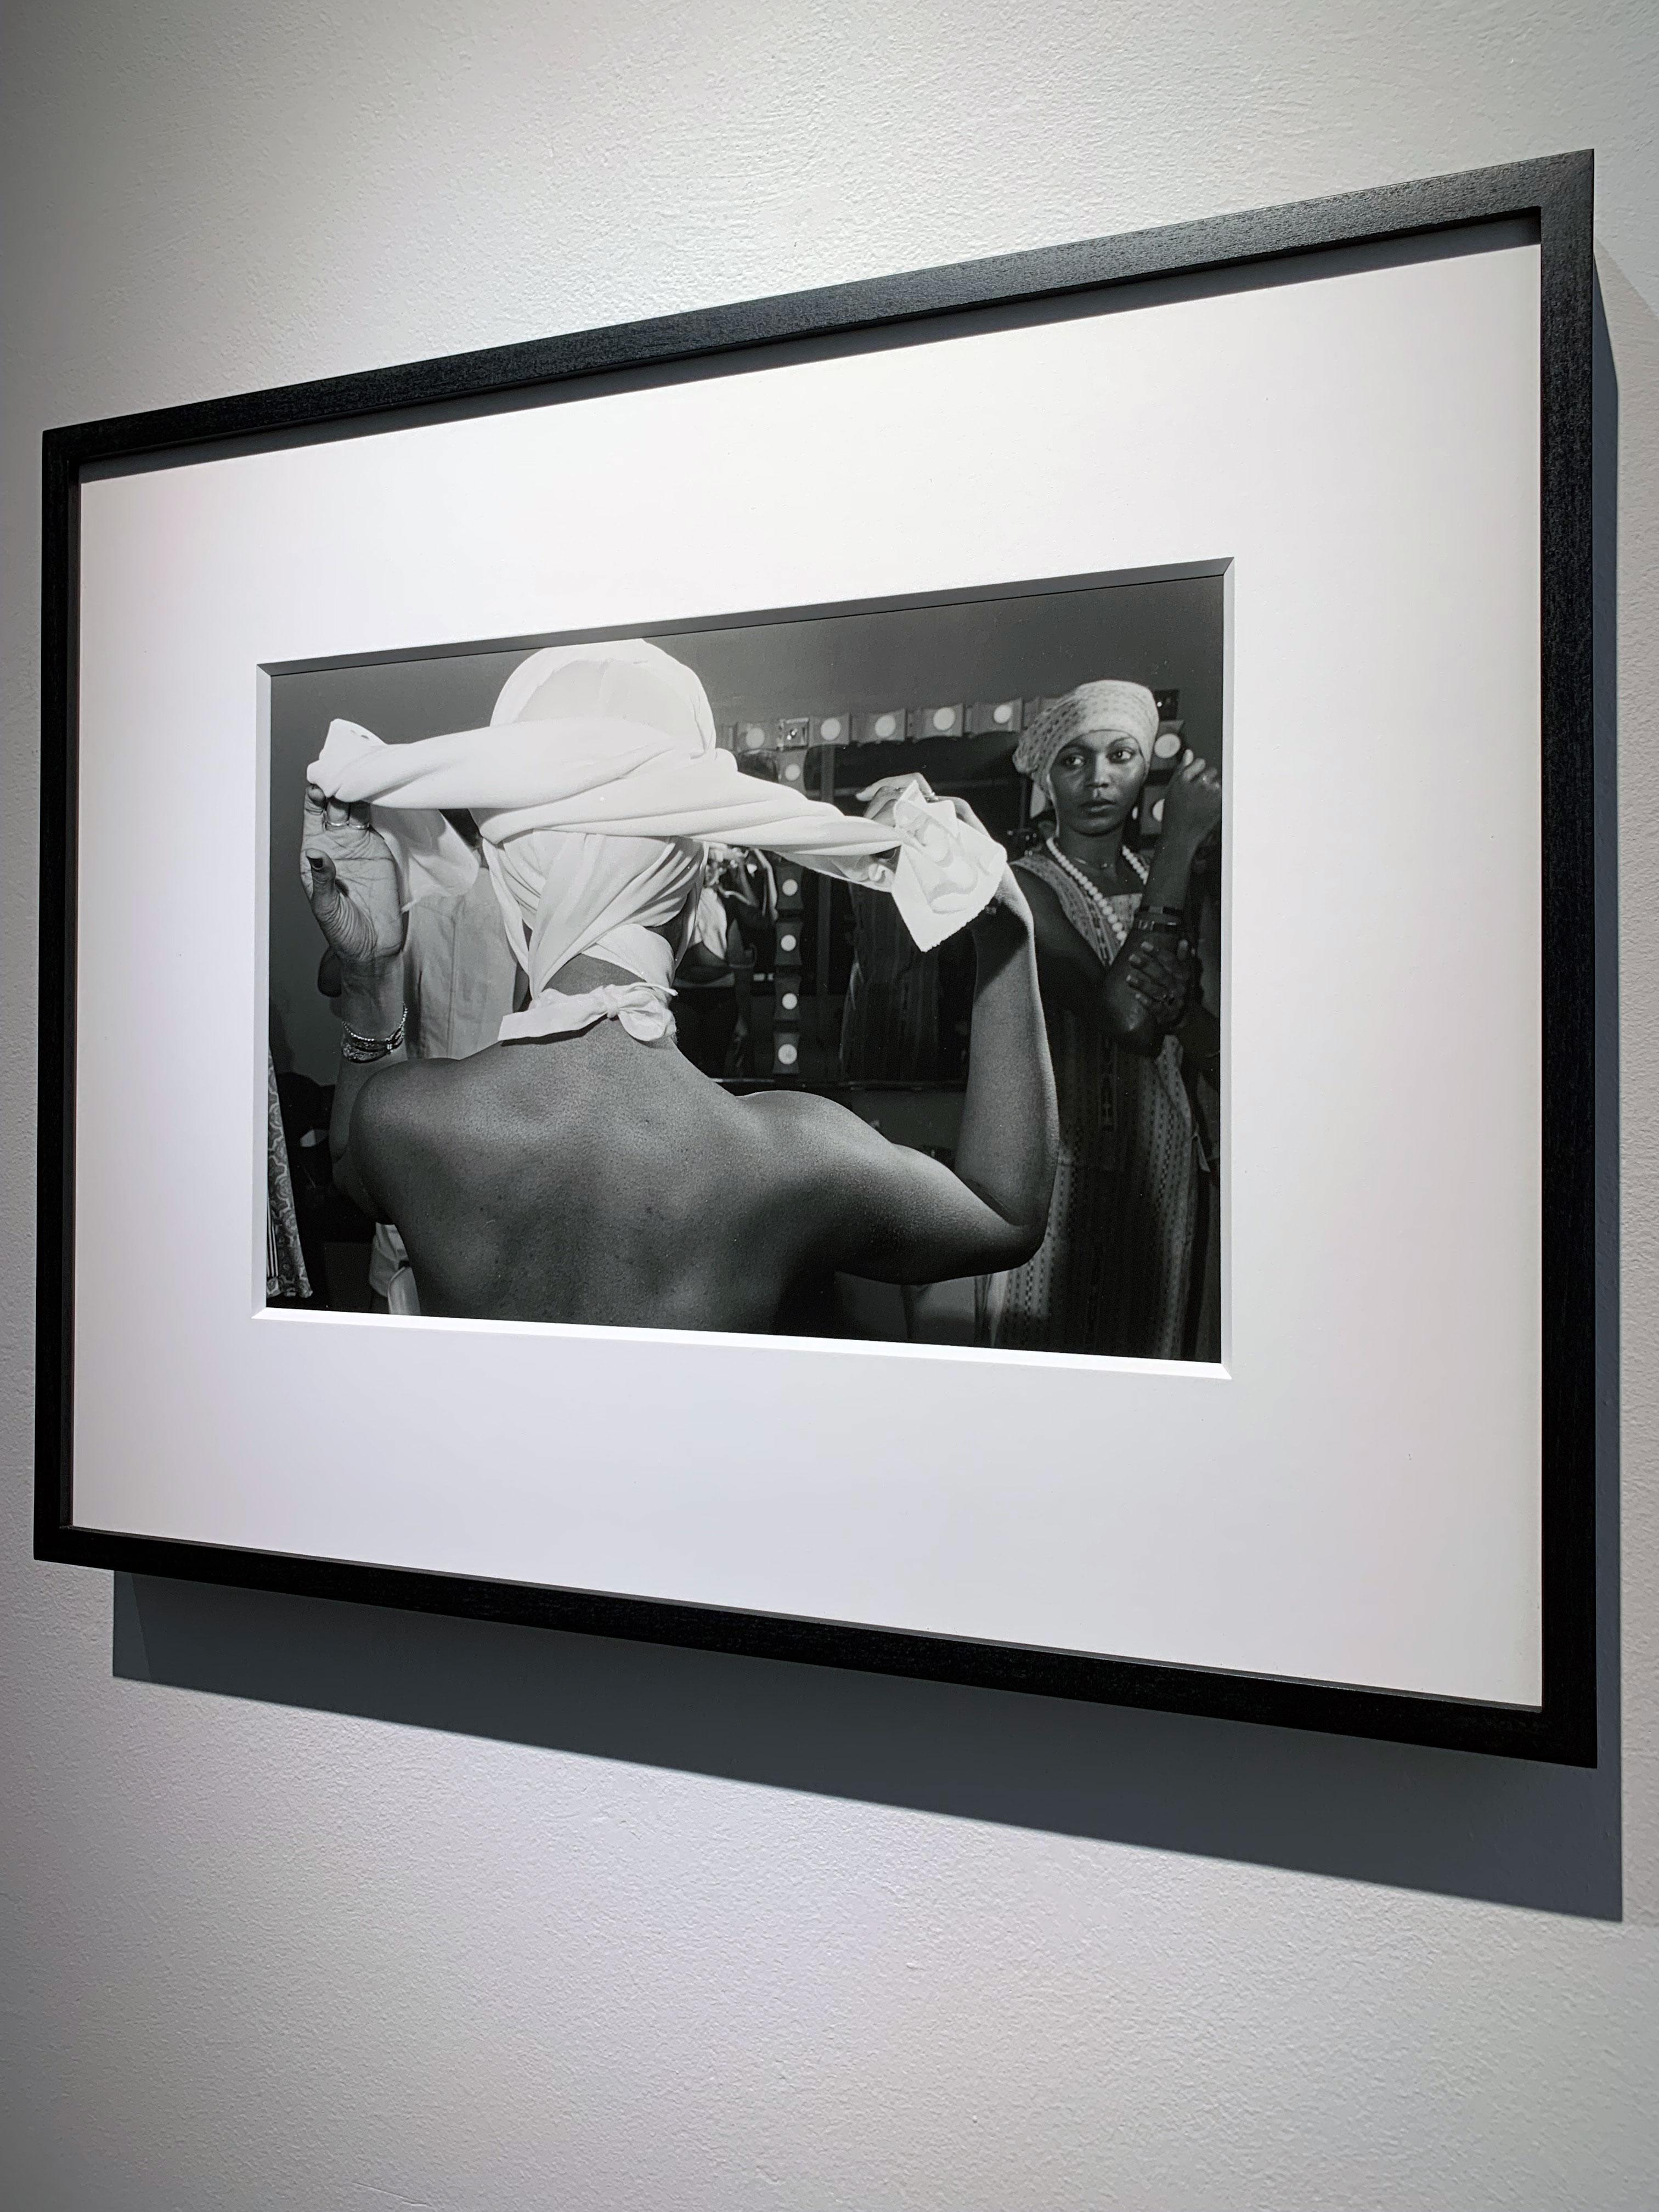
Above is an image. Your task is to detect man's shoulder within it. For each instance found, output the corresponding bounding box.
[736,1086,886,1167]
[352,1053,472,1142]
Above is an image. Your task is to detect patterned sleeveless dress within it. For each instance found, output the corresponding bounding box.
[985,842,1199,1358]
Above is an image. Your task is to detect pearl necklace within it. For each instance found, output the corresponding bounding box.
[1043,837,1147,904]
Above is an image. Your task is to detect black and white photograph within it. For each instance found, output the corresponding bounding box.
[11,0,1643,2185]
[38,157,1589,1758]
[266,571,1226,1360]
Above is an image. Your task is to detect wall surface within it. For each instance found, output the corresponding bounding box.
[3,3,1656,2206]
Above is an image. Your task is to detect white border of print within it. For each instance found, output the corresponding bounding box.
[70,240,1542,1706]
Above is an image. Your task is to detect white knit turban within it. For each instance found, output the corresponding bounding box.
[1012,680,1160,814]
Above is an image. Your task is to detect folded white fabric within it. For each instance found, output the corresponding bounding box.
[499,980,674,1046]
[305,640,1003,1043]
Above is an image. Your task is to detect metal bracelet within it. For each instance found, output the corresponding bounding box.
[340,1011,407,1063]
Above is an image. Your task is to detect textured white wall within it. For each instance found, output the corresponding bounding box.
[3,2,1657,2205]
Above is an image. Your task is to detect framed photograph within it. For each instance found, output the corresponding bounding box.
[37,152,1597,1761]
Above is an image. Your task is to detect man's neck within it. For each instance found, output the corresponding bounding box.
[544,952,648,994]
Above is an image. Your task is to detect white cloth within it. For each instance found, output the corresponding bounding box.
[402,865,523,1061]
[499,980,675,1045]
[306,640,1003,1042]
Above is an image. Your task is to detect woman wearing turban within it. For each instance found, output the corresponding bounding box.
[982,680,1223,1359]
[299,639,1058,1333]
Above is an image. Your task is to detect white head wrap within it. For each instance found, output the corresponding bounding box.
[1013,680,1160,817]
[304,639,1003,1044]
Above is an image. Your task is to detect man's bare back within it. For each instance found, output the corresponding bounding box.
[352,997,1047,1331]
[354,1022,865,1329]
[306,775,1058,1336]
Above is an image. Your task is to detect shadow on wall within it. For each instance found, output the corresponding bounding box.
[108,276,1625,1928]
[114,1558,1620,1919]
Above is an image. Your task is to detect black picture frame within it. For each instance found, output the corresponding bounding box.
[36,152,1598,1764]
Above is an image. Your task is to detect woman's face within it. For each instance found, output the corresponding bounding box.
[1047,727,1148,833]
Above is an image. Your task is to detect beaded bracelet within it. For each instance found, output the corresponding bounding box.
[341,1010,407,1063]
